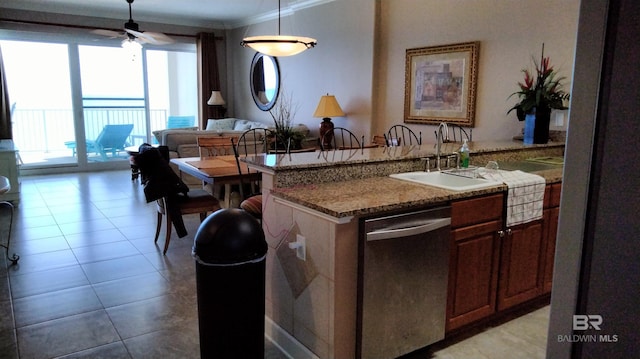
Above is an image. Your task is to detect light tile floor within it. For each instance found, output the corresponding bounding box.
[0,170,287,359]
[1,170,549,359]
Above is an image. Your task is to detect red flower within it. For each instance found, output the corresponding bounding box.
[507,43,570,120]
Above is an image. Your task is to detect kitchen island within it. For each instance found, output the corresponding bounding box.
[243,140,563,359]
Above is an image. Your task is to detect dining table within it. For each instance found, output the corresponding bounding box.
[170,155,261,208]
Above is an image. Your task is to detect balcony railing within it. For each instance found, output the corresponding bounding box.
[11,102,169,156]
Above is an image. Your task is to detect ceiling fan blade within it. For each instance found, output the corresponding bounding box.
[125,28,174,45]
[142,32,175,45]
[91,29,124,39]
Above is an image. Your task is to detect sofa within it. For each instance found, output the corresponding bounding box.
[153,118,273,159]
[152,117,311,185]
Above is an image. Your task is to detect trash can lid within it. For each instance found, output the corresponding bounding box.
[193,208,267,265]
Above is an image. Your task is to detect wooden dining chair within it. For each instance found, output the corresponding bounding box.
[197,136,238,157]
[320,127,362,151]
[197,136,239,207]
[387,124,422,146]
[232,129,275,220]
[154,190,221,254]
[134,145,221,255]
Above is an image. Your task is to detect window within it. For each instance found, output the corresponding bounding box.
[1,33,197,173]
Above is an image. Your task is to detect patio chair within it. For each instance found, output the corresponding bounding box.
[64,124,134,159]
[167,115,195,129]
[89,124,134,160]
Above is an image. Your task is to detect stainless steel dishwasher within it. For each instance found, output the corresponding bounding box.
[357,206,451,359]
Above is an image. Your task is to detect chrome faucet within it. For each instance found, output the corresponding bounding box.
[436,122,448,171]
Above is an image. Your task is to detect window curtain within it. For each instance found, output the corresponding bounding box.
[197,32,224,129]
[0,45,13,139]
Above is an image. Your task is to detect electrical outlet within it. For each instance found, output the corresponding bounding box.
[288,234,306,261]
[295,234,306,261]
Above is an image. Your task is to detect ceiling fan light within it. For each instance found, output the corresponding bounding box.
[241,35,317,57]
[121,38,142,50]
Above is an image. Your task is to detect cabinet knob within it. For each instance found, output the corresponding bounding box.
[498,230,505,237]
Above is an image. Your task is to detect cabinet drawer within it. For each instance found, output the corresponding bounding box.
[451,193,503,228]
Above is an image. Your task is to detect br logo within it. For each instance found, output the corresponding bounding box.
[573,315,603,330]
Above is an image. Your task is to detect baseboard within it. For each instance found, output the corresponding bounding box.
[265,316,320,359]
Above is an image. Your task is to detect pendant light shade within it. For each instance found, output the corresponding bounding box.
[241,0,317,57]
[241,35,316,57]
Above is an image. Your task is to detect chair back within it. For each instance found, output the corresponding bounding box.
[234,128,276,157]
[442,123,472,143]
[197,136,237,157]
[387,124,422,146]
[320,127,362,151]
[167,115,195,129]
[95,124,134,150]
[232,128,276,200]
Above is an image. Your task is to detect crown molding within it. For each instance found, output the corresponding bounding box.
[228,0,336,29]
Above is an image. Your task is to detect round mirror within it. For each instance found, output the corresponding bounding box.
[250,52,280,111]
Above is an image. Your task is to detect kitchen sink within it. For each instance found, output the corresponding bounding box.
[389,171,503,191]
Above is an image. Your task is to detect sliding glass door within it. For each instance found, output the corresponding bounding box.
[1,34,197,174]
[78,45,146,162]
[1,40,77,167]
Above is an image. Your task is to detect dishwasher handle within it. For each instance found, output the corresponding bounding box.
[366,217,451,241]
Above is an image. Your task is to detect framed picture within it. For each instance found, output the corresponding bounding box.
[404,42,479,126]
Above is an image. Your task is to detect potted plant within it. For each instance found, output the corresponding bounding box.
[269,91,306,150]
[508,44,570,143]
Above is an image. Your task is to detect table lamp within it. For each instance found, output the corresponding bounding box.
[313,94,345,149]
[207,91,226,118]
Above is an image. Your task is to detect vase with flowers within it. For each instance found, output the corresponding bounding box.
[508,44,570,143]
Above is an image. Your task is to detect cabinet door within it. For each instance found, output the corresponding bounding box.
[446,220,501,332]
[497,220,544,310]
[542,206,559,293]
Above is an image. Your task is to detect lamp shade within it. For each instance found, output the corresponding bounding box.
[207,91,226,106]
[313,95,345,118]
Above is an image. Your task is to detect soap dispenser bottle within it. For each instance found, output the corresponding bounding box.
[459,139,470,168]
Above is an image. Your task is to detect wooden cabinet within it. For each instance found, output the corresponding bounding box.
[541,183,561,294]
[447,193,503,332]
[447,183,561,331]
[497,219,544,310]
[0,139,20,204]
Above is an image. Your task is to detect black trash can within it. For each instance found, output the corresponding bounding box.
[192,208,268,359]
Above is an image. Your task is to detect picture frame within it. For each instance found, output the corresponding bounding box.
[404,42,479,126]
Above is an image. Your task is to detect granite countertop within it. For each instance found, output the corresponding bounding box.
[244,140,565,171]
[271,167,562,219]
[258,140,564,219]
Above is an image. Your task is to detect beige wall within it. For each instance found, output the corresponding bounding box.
[376,0,580,141]
[227,0,376,142]
[229,0,580,143]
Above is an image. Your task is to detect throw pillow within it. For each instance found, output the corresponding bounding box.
[205,118,238,131]
[233,120,252,131]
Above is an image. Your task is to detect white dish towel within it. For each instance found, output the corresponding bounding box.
[479,169,546,227]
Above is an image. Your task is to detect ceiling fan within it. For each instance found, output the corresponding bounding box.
[91,0,174,46]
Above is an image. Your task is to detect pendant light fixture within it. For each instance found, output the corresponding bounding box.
[241,0,317,57]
